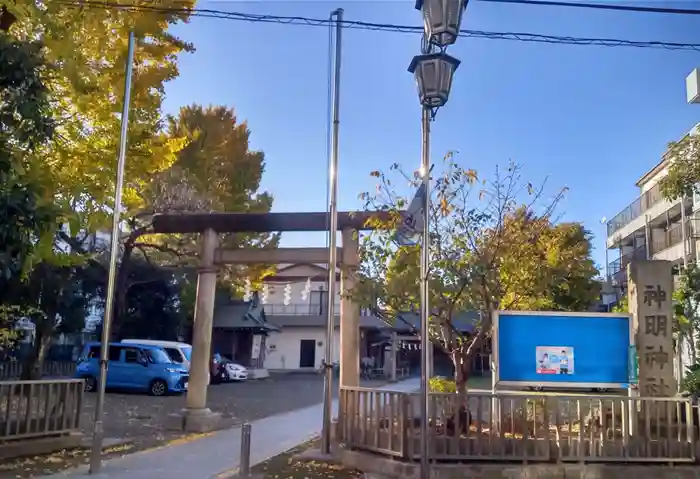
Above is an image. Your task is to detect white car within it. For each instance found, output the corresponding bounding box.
[222,361,248,382]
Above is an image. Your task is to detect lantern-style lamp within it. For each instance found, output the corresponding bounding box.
[415,0,469,48]
[408,52,461,108]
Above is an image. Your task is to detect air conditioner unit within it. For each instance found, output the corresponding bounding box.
[687,69,700,104]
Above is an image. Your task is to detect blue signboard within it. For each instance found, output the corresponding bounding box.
[493,311,632,389]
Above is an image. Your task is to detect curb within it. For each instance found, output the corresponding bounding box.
[210,468,264,479]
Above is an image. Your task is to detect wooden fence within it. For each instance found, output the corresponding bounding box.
[338,387,697,463]
[0,379,84,442]
[0,361,76,381]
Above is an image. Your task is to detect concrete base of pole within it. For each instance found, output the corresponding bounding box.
[166,407,222,433]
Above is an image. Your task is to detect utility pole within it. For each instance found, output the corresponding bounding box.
[89,31,135,475]
[321,7,343,456]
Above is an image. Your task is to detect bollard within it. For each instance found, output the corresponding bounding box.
[239,422,252,477]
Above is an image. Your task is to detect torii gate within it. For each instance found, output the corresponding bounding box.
[151,211,386,432]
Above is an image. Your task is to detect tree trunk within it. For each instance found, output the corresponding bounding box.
[690,330,698,365]
[110,243,134,341]
[447,349,473,437]
[21,327,52,381]
[452,351,473,393]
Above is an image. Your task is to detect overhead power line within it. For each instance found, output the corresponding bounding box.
[53,0,700,52]
[477,0,700,16]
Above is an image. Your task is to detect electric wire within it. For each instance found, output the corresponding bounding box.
[52,0,700,52]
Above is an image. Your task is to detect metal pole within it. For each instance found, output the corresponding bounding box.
[682,195,689,269]
[321,7,343,456]
[644,214,651,260]
[89,30,135,475]
[680,196,689,391]
[239,423,252,477]
[604,242,609,283]
[419,105,431,479]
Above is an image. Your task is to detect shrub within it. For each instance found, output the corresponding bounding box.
[681,363,700,396]
[429,376,457,393]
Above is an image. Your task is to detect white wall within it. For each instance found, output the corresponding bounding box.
[264,327,340,370]
[639,166,669,193]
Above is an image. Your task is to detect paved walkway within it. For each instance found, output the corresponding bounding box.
[43,378,420,479]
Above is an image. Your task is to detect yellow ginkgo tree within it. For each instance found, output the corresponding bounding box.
[5,0,195,249]
[352,157,600,392]
[0,1,197,366]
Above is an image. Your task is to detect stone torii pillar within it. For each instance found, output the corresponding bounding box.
[340,228,360,387]
[168,228,222,432]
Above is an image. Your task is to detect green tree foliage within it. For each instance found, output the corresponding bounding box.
[0,35,57,276]
[6,0,195,245]
[0,34,73,363]
[1,2,196,368]
[674,264,700,364]
[611,297,628,313]
[107,105,278,339]
[658,126,700,200]
[119,258,185,340]
[165,105,279,295]
[0,263,102,379]
[353,158,600,390]
[681,363,700,395]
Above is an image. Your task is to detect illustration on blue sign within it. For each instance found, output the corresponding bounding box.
[536,346,574,375]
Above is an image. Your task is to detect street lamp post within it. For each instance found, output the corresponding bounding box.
[408,2,468,479]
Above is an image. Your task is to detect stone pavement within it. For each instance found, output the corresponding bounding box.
[42,378,420,479]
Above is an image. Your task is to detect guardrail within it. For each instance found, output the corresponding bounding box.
[263,303,332,315]
[607,183,664,238]
[0,379,84,442]
[650,221,689,256]
[0,361,76,381]
[338,387,696,463]
[608,245,647,286]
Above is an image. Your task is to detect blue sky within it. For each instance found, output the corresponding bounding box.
[162,0,700,272]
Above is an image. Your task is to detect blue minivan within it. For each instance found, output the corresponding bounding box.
[76,342,189,396]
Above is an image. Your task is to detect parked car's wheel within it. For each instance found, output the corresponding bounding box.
[83,376,97,393]
[149,379,168,397]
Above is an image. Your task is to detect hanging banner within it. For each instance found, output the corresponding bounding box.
[251,335,262,360]
[628,345,638,384]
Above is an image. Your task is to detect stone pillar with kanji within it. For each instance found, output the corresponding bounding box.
[627,260,677,401]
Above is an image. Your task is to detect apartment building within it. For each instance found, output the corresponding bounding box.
[605,124,699,296]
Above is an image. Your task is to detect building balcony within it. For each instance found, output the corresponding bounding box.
[607,195,692,251]
[262,303,375,317]
[608,220,694,288]
[606,183,663,239]
[650,220,689,256]
[263,303,333,316]
[608,245,646,287]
